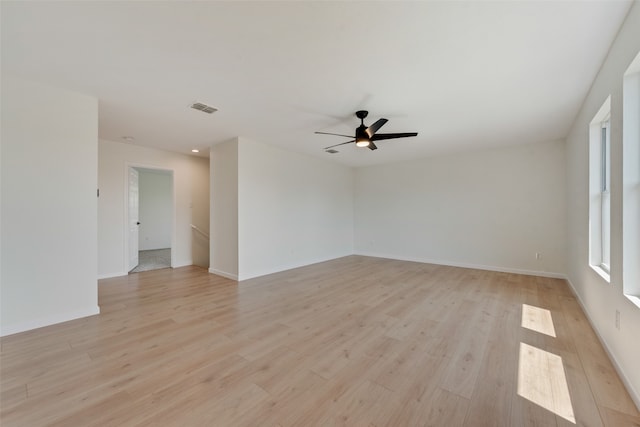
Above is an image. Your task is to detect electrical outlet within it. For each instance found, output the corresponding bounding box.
[615,310,620,330]
[535,252,541,260]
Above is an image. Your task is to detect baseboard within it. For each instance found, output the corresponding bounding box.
[0,305,101,337]
[172,260,193,268]
[236,253,353,281]
[98,261,198,280]
[98,271,127,280]
[207,254,353,282]
[564,277,640,411]
[209,268,239,281]
[354,252,567,279]
[229,252,566,282]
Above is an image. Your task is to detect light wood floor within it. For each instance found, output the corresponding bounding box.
[1,256,639,426]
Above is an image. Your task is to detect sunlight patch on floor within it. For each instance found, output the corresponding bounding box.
[521,304,556,337]
[517,342,575,423]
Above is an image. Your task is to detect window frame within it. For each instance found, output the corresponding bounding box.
[600,118,610,273]
[622,52,640,307]
[588,97,611,282]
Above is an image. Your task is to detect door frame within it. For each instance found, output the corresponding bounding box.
[124,162,176,272]
[128,167,140,271]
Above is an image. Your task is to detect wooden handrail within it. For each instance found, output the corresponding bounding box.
[190,224,210,239]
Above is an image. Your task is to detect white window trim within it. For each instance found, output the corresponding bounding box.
[622,52,640,307]
[588,97,611,283]
[599,119,610,273]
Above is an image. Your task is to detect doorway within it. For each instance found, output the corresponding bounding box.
[126,165,174,273]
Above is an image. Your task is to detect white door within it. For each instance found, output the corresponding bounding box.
[128,167,140,271]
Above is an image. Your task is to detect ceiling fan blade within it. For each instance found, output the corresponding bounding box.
[365,118,388,137]
[367,141,378,151]
[315,131,354,138]
[371,132,418,141]
[324,140,355,150]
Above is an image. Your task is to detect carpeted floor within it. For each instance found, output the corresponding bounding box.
[130,248,171,273]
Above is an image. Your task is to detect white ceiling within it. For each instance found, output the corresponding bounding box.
[1,1,633,167]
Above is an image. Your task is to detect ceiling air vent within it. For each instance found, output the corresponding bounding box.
[190,102,218,114]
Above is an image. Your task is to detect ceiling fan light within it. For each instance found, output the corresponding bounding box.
[356,138,370,148]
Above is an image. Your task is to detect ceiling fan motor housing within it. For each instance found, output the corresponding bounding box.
[356,111,371,145]
[356,125,369,141]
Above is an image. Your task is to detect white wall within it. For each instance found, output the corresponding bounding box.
[98,140,209,278]
[623,58,640,300]
[1,76,99,336]
[138,169,173,250]
[565,2,640,406]
[209,139,239,279]
[237,138,354,280]
[354,140,567,277]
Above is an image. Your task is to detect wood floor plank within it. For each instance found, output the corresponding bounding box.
[439,296,498,399]
[463,306,518,427]
[560,295,640,416]
[1,256,637,426]
[383,386,470,427]
[599,406,640,427]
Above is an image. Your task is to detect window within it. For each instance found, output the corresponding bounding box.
[623,51,640,307]
[589,97,611,281]
[600,119,611,272]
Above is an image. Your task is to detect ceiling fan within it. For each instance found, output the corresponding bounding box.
[315,110,418,151]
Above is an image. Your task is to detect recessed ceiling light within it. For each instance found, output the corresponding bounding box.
[121,136,135,142]
[191,149,200,153]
